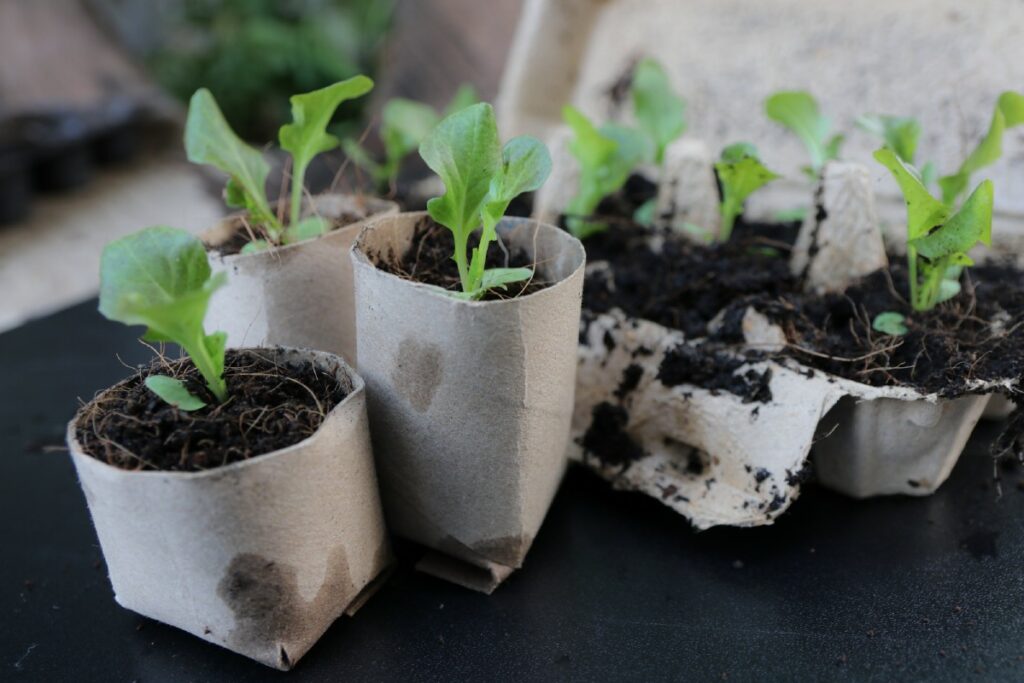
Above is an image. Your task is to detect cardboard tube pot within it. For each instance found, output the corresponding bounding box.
[352,212,585,593]
[204,194,397,364]
[66,348,391,670]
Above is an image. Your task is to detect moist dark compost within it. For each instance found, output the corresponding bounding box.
[752,260,1024,397]
[77,349,348,472]
[372,215,552,300]
[208,213,364,256]
[574,180,1024,401]
[582,220,799,338]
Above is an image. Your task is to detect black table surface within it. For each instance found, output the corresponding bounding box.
[3,301,1023,682]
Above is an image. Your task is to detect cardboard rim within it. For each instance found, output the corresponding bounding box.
[67,346,366,480]
[203,194,399,266]
[351,211,586,309]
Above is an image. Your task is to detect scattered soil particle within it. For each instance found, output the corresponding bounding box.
[76,349,347,472]
[581,402,644,468]
[372,216,551,300]
[785,462,813,486]
[614,364,644,399]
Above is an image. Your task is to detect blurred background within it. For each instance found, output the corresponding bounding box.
[0,0,522,331]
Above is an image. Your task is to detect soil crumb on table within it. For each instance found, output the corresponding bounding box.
[76,349,348,472]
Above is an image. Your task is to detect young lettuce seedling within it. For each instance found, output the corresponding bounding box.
[419,102,552,300]
[343,85,478,192]
[631,58,686,165]
[714,142,780,242]
[765,91,844,179]
[629,58,686,225]
[99,227,228,410]
[874,147,993,314]
[185,75,373,253]
[563,105,653,239]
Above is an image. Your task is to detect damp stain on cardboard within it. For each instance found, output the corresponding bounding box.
[217,546,355,670]
[391,338,443,412]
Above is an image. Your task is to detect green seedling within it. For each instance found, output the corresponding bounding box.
[185,75,374,253]
[714,142,781,242]
[630,58,686,225]
[563,105,653,239]
[343,84,478,192]
[874,147,993,312]
[631,58,686,165]
[420,102,551,300]
[860,92,1024,206]
[99,227,228,410]
[765,91,844,179]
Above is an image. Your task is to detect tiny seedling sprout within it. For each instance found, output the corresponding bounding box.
[343,84,478,192]
[185,76,374,253]
[765,91,843,179]
[99,227,228,410]
[714,142,780,242]
[419,102,552,300]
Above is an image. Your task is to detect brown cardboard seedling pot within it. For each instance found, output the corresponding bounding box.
[203,194,397,364]
[351,212,585,593]
[66,348,391,670]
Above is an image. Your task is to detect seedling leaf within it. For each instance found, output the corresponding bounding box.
[345,85,477,191]
[875,148,993,311]
[563,106,651,238]
[715,142,780,241]
[99,226,228,402]
[186,89,278,234]
[240,239,271,255]
[873,148,949,240]
[280,76,374,227]
[872,312,908,336]
[282,216,331,245]
[443,84,480,117]
[145,375,207,411]
[909,180,993,260]
[480,267,533,292]
[857,114,921,164]
[939,91,1024,205]
[765,91,841,176]
[631,58,686,164]
[421,103,548,297]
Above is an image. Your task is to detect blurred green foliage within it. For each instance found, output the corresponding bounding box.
[147,0,393,141]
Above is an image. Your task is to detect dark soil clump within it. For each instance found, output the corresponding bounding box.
[581,402,645,468]
[583,220,798,338]
[658,344,773,403]
[372,215,552,300]
[76,349,348,472]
